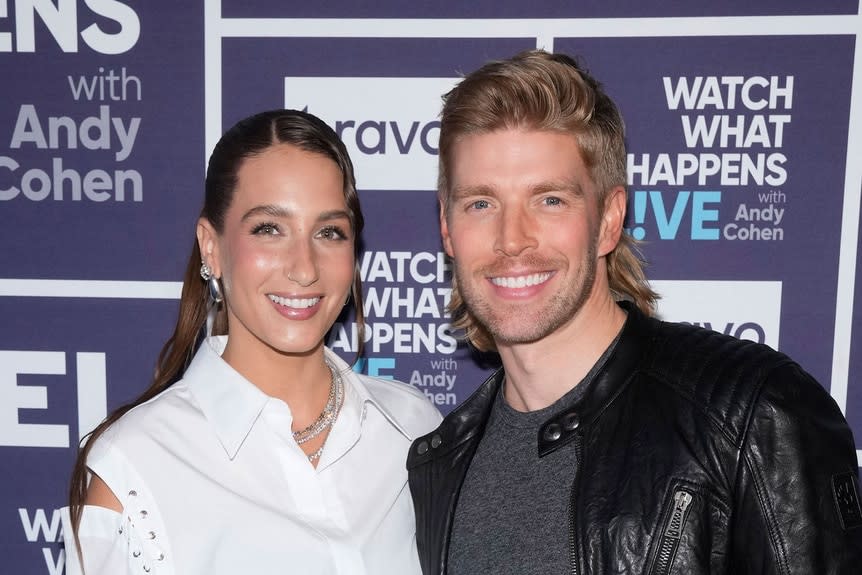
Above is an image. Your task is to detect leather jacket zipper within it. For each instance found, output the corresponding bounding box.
[568,435,583,575]
[652,489,694,575]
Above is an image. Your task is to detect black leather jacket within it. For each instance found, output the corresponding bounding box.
[407,303,862,574]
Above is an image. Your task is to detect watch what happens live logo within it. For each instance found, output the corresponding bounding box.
[627,75,792,242]
[1,1,145,203]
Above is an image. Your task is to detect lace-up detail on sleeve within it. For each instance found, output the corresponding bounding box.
[62,444,174,575]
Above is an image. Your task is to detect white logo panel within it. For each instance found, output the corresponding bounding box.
[653,280,782,349]
[284,77,460,191]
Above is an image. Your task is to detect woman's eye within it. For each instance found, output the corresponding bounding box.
[251,222,279,235]
[317,225,348,241]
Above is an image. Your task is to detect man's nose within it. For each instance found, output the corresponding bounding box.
[494,205,538,256]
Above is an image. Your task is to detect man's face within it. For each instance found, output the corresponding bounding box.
[441,129,619,348]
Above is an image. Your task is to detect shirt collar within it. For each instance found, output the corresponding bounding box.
[322,348,417,441]
[184,336,270,460]
[184,337,417,460]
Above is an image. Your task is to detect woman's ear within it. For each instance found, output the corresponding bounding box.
[196,218,221,277]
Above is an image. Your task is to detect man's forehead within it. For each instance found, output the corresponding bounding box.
[448,130,591,187]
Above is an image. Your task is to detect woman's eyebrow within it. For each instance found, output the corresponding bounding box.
[240,204,292,222]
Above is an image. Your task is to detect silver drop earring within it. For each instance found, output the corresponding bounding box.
[200,261,224,304]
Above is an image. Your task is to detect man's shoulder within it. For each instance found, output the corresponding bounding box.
[634,316,810,431]
[642,317,794,381]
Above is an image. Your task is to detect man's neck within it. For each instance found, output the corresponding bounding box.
[498,293,627,412]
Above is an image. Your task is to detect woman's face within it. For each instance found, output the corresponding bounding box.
[199,143,355,358]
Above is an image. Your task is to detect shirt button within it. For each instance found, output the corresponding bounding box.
[430,434,442,448]
[562,412,580,431]
[417,441,429,455]
[543,423,562,442]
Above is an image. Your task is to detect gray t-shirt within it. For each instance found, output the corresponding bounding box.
[448,340,617,575]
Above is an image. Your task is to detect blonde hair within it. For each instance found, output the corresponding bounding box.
[438,50,658,351]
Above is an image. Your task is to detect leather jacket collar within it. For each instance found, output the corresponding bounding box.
[411,300,649,465]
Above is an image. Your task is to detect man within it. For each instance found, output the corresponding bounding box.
[407,50,862,574]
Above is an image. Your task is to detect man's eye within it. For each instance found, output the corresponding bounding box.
[469,199,490,210]
[543,196,562,206]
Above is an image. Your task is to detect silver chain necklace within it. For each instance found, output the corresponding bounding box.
[292,359,344,461]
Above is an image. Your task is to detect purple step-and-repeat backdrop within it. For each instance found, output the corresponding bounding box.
[1,1,861,573]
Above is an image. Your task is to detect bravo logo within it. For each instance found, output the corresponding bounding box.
[284,77,459,191]
[0,0,140,54]
[0,350,106,447]
[653,280,782,348]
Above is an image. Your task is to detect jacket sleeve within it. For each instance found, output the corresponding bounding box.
[731,362,862,574]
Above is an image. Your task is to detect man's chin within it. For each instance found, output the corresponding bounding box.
[483,322,552,347]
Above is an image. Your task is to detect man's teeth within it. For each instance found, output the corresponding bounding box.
[268,294,320,308]
[490,272,552,288]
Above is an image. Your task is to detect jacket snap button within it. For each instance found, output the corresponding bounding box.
[430,434,442,448]
[543,423,562,442]
[562,412,580,431]
[417,441,429,455]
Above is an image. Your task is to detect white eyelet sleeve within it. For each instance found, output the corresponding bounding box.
[61,444,174,575]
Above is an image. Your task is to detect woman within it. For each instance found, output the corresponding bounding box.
[62,109,442,575]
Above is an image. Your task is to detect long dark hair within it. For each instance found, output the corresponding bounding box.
[69,109,366,537]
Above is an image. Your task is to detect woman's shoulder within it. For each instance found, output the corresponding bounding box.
[354,372,443,439]
[90,380,201,459]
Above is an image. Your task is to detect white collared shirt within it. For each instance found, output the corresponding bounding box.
[61,337,442,575]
